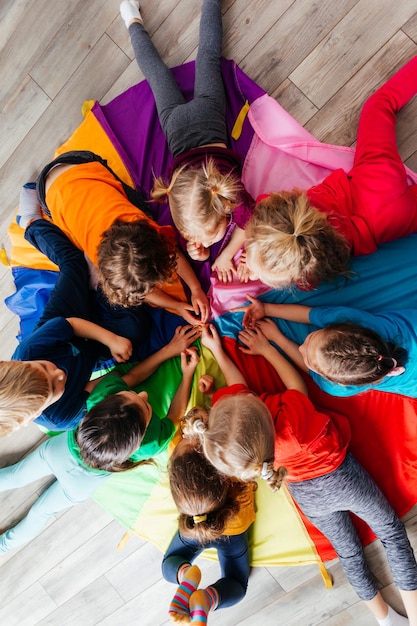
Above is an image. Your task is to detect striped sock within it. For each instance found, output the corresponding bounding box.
[189,587,219,624]
[169,565,201,624]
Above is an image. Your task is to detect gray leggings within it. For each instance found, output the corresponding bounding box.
[288,453,417,600]
[128,0,227,157]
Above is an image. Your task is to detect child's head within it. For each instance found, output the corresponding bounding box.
[299,323,406,385]
[97,218,177,306]
[186,397,287,492]
[0,360,66,437]
[152,159,242,246]
[245,191,351,289]
[77,390,152,472]
[169,407,244,543]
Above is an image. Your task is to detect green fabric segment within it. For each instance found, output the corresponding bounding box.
[92,342,226,533]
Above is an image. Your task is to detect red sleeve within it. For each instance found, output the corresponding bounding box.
[212,384,250,406]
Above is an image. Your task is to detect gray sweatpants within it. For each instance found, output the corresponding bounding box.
[288,453,417,600]
[128,0,227,157]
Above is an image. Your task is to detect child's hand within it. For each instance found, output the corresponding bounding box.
[186,241,210,261]
[201,323,222,353]
[180,346,199,377]
[212,252,235,284]
[232,294,266,329]
[198,374,215,396]
[257,318,284,344]
[177,302,205,326]
[166,325,201,357]
[238,326,271,356]
[108,335,133,363]
[190,286,210,323]
[236,253,251,284]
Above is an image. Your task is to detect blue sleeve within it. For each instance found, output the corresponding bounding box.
[12,317,74,360]
[309,306,399,340]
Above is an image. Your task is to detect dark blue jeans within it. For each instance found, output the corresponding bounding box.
[162,530,250,609]
[25,219,152,349]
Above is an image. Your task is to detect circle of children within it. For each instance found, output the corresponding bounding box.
[1,1,417,625]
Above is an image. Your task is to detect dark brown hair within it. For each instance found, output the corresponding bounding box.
[77,394,150,472]
[311,322,407,385]
[97,218,177,306]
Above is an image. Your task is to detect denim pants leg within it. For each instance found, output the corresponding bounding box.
[162,529,250,608]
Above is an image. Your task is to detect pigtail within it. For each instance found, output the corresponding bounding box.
[202,158,243,217]
[258,460,287,492]
[151,175,170,202]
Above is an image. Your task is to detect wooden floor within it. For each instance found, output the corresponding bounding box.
[1,0,417,624]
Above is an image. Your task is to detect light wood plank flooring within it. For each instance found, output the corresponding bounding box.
[1,1,417,624]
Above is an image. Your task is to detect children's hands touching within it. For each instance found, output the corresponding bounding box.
[190,286,210,323]
[180,347,199,378]
[232,294,266,329]
[256,318,284,344]
[186,241,210,261]
[201,323,222,353]
[108,335,133,363]
[238,326,271,356]
[166,325,201,357]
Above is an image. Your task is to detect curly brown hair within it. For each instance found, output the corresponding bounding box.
[97,218,177,306]
[245,191,351,289]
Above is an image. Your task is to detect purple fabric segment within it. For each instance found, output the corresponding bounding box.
[92,58,265,290]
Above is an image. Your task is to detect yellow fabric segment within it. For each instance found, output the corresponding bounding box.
[8,218,58,270]
[231,100,250,140]
[54,103,135,188]
[131,348,328,577]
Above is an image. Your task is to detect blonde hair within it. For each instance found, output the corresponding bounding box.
[0,361,50,437]
[188,396,287,492]
[152,158,243,240]
[245,191,351,289]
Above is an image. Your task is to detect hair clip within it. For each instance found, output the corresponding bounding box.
[193,514,207,524]
[260,461,274,480]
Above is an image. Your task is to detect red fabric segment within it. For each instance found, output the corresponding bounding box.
[222,336,417,561]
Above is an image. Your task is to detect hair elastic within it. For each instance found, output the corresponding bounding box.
[194,419,206,434]
[193,514,207,524]
[261,461,274,480]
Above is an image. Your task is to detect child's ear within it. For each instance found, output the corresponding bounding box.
[386,365,406,377]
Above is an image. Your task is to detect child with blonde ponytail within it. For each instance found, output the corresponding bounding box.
[193,324,417,626]
[120,0,254,284]
[244,56,417,289]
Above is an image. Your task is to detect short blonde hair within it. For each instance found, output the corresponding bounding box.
[152,158,242,240]
[245,191,351,289]
[190,394,287,492]
[0,361,50,437]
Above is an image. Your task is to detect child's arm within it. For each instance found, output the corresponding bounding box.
[66,317,132,363]
[212,226,246,284]
[202,324,248,386]
[232,295,312,329]
[238,324,307,395]
[166,347,199,425]
[121,325,201,387]
[254,319,308,373]
[175,249,210,323]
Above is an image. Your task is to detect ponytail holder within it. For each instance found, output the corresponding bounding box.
[210,188,216,195]
[193,514,207,524]
[194,419,206,433]
[386,358,406,377]
[261,461,274,480]
[378,355,383,361]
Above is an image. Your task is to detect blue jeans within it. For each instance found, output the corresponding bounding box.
[25,219,152,348]
[162,530,250,609]
[0,434,109,552]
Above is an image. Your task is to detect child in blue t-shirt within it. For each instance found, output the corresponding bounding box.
[234,296,417,397]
